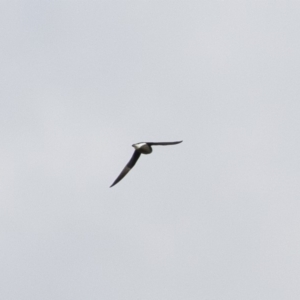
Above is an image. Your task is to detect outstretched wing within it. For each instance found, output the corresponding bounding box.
[110,151,141,187]
[148,141,183,146]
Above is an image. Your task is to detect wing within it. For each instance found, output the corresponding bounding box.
[110,151,141,187]
[148,140,183,146]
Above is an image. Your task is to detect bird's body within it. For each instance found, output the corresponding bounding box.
[132,142,152,154]
[110,140,182,187]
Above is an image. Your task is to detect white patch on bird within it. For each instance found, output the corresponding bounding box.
[134,143,146,148]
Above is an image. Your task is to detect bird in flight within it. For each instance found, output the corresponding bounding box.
[110,141,182,187]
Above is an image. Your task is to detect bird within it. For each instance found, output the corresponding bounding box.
[110,141,182,187]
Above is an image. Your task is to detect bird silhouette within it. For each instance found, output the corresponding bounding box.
[110,141,182,187]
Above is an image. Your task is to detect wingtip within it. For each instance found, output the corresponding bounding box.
[110,181,116,188]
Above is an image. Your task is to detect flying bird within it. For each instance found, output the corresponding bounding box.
[110,141,182,187]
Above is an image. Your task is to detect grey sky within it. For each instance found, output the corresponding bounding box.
[1,1,300,299]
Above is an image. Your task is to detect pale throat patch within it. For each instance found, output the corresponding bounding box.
[135,143,146,148]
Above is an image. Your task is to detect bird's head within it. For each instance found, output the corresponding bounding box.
[132,142,146,150]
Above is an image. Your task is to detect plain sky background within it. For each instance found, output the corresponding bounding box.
[1,1,300,299]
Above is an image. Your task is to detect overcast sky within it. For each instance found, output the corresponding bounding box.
[1,1,300,299]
